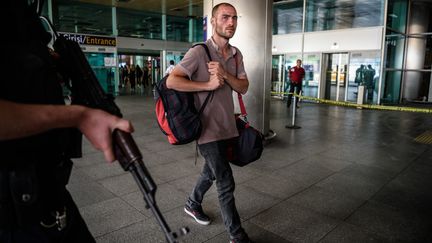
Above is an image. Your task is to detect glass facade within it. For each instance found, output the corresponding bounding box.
[305,0,384,32]
[52,0,203,42]
[117,8,162,39]
[271,55,285,98]
[382,0,409,104]
[302,53,320,98]
[85,53,116,95]
[348,51,381,103]
[273,0,303,34]
[53,1,113,36]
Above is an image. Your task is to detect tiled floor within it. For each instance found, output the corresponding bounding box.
[68,93,432,243]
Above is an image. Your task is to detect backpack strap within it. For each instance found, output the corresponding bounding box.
[192,43,214,115]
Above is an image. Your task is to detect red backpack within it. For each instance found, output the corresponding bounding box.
[155,44,213,145]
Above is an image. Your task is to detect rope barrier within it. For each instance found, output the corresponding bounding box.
[271,92,432,114]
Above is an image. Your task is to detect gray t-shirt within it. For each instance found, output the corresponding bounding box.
[177,38,248,144]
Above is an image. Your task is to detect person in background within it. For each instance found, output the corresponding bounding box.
[167,3,252,243]
[135,64,143,90]
[287,59,305,108]
[0,1,133,242]
[165,60,175,76]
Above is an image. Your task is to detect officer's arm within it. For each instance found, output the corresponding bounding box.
[0,99,133,162]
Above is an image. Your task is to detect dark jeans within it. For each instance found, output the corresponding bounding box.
[287,82,302,107]
[0,190,95,243]
[186,140,246,238]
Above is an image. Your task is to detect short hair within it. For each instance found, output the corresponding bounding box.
[169,60,174,65]
[212,2,236,17]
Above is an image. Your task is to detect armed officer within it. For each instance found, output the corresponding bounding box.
[0,1,133,242]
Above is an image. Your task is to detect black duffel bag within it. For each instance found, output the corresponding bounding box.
[226,93,264,167]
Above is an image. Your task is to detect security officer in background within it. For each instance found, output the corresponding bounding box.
[0,1,133,242]
[287,59,305,108]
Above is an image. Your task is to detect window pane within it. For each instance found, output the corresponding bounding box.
[348,51,381,104]
[166,15,189,42]
[385,32,405,69]
[382,71,402,104]
[303,53,320,98]
[273,0,303,34]
[305,0,384,32]
[387,0,408,33]
[117,8,162,39]
[53,1,113,36]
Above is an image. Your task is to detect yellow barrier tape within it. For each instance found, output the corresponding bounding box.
[271,91,432,114]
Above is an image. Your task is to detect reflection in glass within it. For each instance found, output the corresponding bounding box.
[305,0,384,32]
[387,0,408,33]
[323,53,348,101]
[117,8,162,39]
[271,55,285,99]
[385,33,406,69]
[85,53,116,95]
[53,1,113,36]
[348,51,381,103]
[302,54,320,98]
[273,0,303,34]
[382,71,402,104]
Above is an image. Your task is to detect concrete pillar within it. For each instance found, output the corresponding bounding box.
[404,2,429,100]
[203,0,273,135]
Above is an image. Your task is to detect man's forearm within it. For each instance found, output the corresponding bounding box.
[0,100,86,140]
[225,72,248,94]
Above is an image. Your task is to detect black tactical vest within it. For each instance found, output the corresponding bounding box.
[0,0,73,228]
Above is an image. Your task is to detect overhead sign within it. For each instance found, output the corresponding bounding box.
[59,32,116,47]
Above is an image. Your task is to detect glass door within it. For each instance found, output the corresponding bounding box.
[323,53,349,101]
[271,55,285,99]
[85,52,116,95]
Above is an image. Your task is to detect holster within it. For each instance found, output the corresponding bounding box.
[0,158,73,229]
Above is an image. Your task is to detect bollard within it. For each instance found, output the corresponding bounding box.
[285,88,301,129]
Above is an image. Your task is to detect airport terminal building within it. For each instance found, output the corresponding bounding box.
[42,0,432,106]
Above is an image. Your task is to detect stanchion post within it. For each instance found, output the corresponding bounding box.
[285,87,301,129]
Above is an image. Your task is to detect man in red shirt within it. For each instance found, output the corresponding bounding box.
[287,59,305,108]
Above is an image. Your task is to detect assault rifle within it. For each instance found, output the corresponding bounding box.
[49,25,188,243]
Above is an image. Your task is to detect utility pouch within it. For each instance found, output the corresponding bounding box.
[64,128,83,159]
[0,170,14,228]
[55,159,73,186]
[9,165,40,227]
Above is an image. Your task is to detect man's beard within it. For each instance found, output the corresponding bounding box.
[215,24,235,39]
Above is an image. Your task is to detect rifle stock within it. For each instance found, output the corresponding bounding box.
[53,36,188,243]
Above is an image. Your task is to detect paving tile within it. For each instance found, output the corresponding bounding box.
[95,219,165,243]
[80,198,146,237]
[272,159,336,188]
[287,186,365,219]
[241,173,307,200]
[78,162,126,181]
[67,181,116,208]
[315,172,384,200]
[251,201,341,243]
[346,201,432,242]
[121,183,188,217]
[205,221,292,243]
[98,173,139,196]
[320,222,388,243]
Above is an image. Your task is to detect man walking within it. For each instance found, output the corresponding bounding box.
[287,59,305,108]
[166,3,251,243]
